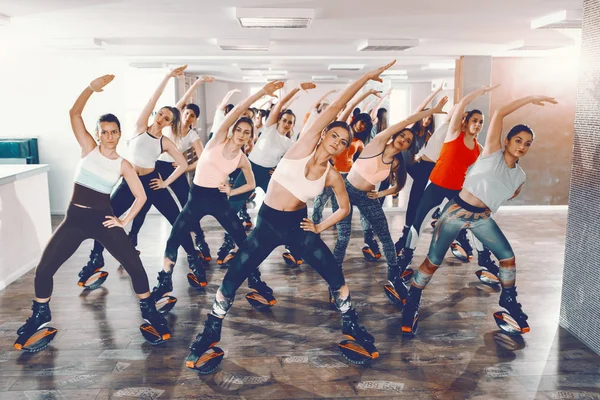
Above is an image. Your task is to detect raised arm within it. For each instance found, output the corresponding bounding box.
[310,89,338,112]
[217,88,241,111]
[369,89,392,120]
[292,61,396,152]
[175,75,215,111]
[447,84,499,141]
[413,82,444,113]
[69,74,115,157]
[266,82,316,127]
[209,81,283,147]
[366,97,448,153]
[483,95,557,156]
[338,89,381,122]
[135,65,186,134]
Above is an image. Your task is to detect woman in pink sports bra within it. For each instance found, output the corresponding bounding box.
[184,61,398,374]
[151,81,283,313]
[332,97,448,310]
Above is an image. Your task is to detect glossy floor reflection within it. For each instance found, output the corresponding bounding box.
[1,206,599,400]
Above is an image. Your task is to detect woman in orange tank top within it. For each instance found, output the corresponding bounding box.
[396,85,500,278]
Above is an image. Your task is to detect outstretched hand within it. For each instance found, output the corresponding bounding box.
[263,80,285,97]
[103,216,125,229]
[479,84,500,95]
[433,96,449,113]
[299,82,317,91]
[531,96,558,106]
[366,60,396,83]
[89,74,115,92]
[169,65,188,78]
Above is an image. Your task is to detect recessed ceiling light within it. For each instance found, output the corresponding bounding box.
[328,64,364,71]
[421,62,455,70]
[531,10,582,29]
[217,39,271,51]
[381,69,408,76]
[236,8,314,29]
[357,39,420,52]
[0,14,10,25]
[129,62,168,69]
[243,76,267,82]
[386,75,408,80]
[264,75,287,80]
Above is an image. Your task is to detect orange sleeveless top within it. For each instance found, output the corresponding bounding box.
[334,138,364,173]
[428,132,480,190]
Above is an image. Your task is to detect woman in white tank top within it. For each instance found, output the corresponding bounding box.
[80,66,202,291]
[184,61,398,374]
[401,94,557,338]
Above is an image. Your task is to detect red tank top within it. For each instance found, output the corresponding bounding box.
[429,131,480,190]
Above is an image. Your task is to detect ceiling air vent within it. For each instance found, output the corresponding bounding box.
[236,8,314,29]
[357,39,420,52]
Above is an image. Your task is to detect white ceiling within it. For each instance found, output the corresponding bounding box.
[0,0,582,82]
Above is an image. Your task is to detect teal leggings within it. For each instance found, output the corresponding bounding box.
[427,197,514,266]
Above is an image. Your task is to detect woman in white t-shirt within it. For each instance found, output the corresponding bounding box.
[400,94,557,337]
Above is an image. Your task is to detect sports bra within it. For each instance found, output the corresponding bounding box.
[74,146,122,194]
[271,151,331,203]
[193,141,243,188]
[352,151,392,186]
[128,132,163,169]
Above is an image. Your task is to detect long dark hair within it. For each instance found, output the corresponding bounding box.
[389,128,416,190]
[376,108,388,133]
[507,124,534,140]
[411,108,436,142]
[350,113,373,144]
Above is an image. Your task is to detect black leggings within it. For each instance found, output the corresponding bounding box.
[405,182,460,250]
[405,160,436,227]
[219,203,346,298]
[228,161,272,212]
[164,185,247,263]
[35,204,149,298]
[128,161,203,244]
[91,170,194,254]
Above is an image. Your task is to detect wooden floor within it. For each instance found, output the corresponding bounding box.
[1,205,599,400]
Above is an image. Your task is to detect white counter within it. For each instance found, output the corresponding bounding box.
[0,164,52,291]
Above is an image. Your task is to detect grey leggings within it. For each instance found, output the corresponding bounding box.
[333,178,397,267]
[427,197,514,266]
[312,174,372,242]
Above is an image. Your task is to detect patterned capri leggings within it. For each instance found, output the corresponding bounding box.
[332,178,398,267]
[426,196,515,266]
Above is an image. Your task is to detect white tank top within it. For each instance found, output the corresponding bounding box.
[158,128,200,162]
[271,151,330,203]
[74,146,123,194]
[420,121,449,162]
[128,132,163,168]
[463,150,526,213]
[248,124,294,168]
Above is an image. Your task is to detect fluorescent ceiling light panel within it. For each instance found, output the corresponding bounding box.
[261,70,287,75]
[357,39,420,52]
[236,8,314,29]
[531,9,582,29]
[45,38,104,50]
[264,75,287,80]
[312,75,338,81]
[328,64,364,71]
[236,64,272,71]
[387,75,408,80]
[381,69,408,76]
[129,62,168,69]
[421,62,455,70]
[218,39,270,51]
[0,14,10,25]
[243,76,267,81]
